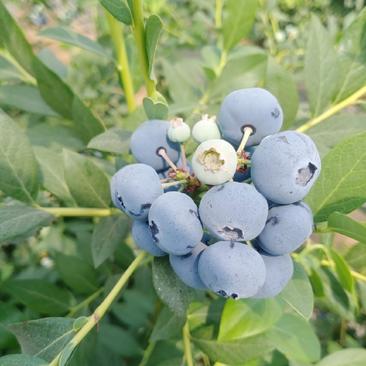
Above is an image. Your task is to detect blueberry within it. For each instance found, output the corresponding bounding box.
[218,88,283,147]
[251,131,321,204]
[130,120,180,171]
[132,220,166,256]
[234,145,256,182]
[253,251,294,298]
[167,118,191,143]
[169,242,207,289]
[192,115,221,143]
[110,163,163,219]
[199,182,268,241]
[258,202,313,255]
[148,192,203,255]
[198,241,266,299]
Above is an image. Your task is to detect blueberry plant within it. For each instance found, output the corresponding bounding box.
[0,1,366,365]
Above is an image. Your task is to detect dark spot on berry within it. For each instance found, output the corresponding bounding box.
[189,209,198,218]
[231,293,238,299]
[116,193,125,209]
[219,226,243,241]
[271,108,280,118]
[230,241,235,249]
[141,203,151,210]
[149,221,159,242]
[217,290,228,298]
[186,245,195,249]
[216,184,225,192]
[277,136,289,144]
[182,252,193,259]
[296,162,317,186]
[266,216,279,226]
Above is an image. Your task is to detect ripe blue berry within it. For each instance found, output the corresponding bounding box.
[218,88,283,147]
[169,242,207,289]
[110,163,163,219]
[131,220,166,256]
[258,202,313,255]
[199,182,268,241]
[253,252,294,298]
[251,131,321,204]
[148,192,203,255]
[198,241,266,299]
[130,120,180,171]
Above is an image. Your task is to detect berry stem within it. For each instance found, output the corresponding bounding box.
[183,321,194,366]
[158,148,178,172]
[48,252,147,366]
[236,126,253,154]
[180,143,188,171]
[162,180,187,189]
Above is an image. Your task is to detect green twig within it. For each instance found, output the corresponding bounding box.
[67,288,104,317]
[39,207,119,217]
[183,321,194,366]
[215,0,223,29]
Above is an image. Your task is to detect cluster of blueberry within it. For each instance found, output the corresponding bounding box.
[110,88,321,300]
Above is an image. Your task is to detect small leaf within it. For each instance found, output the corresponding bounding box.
[0,206,53,244]
[222,0,258,51]
[328,247,354,293]
[316,348,366,366]
[7,318,75,362]
[91,215,129,268]
[345,243,366,275]
[150,307,185,342]
[143,97,168,120]
[145,15,163,77]
[100,0,132,25]
[0,110,40,203]
[279,262,314,320]
[309,268,325,297]
[4,279,74,315]
[88,128,131,154]
[152,257,201,317]
[328,212,366,243]
[63,149,111,208]
[0,55,23,81]
[0,355,47,366]
[306,132,366,222]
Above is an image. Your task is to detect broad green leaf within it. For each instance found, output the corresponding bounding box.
[264,58,299,129]
[222,0,258,51]
[150,307,185,342]
[39,27,109,58]
[7,318,75,362]
[4,279,74,315]
[100,0,132,25]
[91,215,129,267]
[143,97,169,120]
[0,206,53,244]
[270,314,321,363]
[317,348,366,366]
[145,15,162,77]
[193,333,274,364]
[63,149,110,208]
[152,257,201,317]
[0,110,40,202]
[142,340,183,366]
[54,253,99,294]
[87,128,131,154]
[306,132,366,222]
[0,85,57,116]
[328,247,354,293]
[0,355,47,366]
[218,298,282,340]
[279,263,314,320]
[345,243,366,275]
[0,303,24,349]
[328,212,366,243]
[0,55,23,81]
[307,114,366,157]
[34,147,76,205]
[304,16,338,116]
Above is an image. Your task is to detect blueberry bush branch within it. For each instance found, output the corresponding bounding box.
[183,321,194,366]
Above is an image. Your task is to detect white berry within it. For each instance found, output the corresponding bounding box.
[167,117,191,143]
[192,115,221,143]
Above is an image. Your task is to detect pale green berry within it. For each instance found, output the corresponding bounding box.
[167,117,191,143]
[192,115,221,143]
[192,139,237,185]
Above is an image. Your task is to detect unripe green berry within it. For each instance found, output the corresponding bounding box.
[167,117,191,143]
[192,115,221,143]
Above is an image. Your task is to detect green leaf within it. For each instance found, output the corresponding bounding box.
[0,355,47,366]
[0,55,23,81]
[7,318,75,362]
[279,262,314,320]
[306,132,366,222]
[192,333,274,364]
[91,215,129,267]
[150,307,185,342]
[304,16,338,116]
[152,257,201,317]
[39,27,109,58]
[309,268,325,297]
[4,279,74,315]
[145,15,163,77]
[264,58,299,130]
[100,0,132,25]
[328,247,354,293]
[87,128,131,154]
[63,149,111,208]
[143,97,169,120]
[345,243,366,275]
[328,212,366,243]
[0,110,40,203]
[0,85,58,116]
[317,348,366,366]
[218,298,282,340]
[222,0,258,51]
[0,206,53,244]
[0,303,24,349]
[270,314,321,363]
[54,253,99,294]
